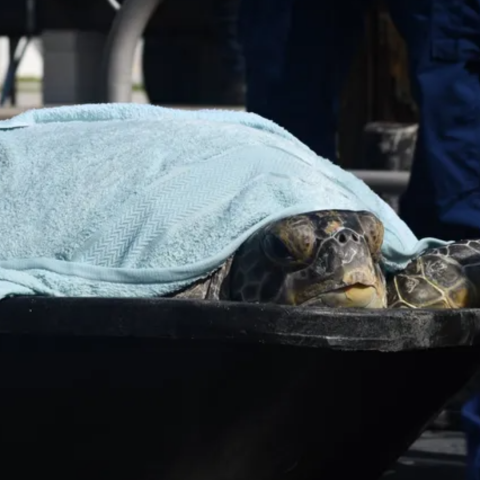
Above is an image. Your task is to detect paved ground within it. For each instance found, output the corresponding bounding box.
[7,89,149,108]
[0,89,244,120]
[384,430,467,479]
[2,88,242,110]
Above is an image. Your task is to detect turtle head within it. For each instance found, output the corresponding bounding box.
[223,210,387,308]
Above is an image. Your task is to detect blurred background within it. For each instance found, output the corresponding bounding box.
[0,0,416,169]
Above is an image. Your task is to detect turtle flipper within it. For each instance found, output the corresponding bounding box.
[387,240,480,309]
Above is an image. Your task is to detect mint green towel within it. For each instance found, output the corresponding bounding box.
[0,103,448,299]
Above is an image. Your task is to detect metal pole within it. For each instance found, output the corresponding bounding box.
[7,37,20,105]
[349,170,410,194]
[101,0,164,103]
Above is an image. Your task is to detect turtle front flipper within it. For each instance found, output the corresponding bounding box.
[387,240,480,309]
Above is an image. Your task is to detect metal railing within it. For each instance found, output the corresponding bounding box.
[349,170,409,194]
[101,0,163,103]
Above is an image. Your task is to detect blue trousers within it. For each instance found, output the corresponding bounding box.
[464,395,480,480]
[238,0,480,241]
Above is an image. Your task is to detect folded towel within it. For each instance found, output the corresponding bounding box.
[0,103,448,300]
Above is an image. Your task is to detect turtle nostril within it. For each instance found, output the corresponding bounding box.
[338,232,347,244]
[336,230,360,244]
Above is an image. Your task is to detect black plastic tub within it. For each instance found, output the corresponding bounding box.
[0,297,479,480]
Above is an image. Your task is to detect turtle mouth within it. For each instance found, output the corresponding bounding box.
[301,283,384,308]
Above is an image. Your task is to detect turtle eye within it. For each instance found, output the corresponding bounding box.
[263,234,295,264]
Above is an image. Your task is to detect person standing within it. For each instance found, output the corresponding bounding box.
[238,0,480,241]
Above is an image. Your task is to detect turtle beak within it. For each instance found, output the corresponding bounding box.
[291,228,387,308]
[301,284,386,308]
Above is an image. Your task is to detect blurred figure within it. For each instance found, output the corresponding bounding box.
[238,0,480,242]
[143,0,244,105]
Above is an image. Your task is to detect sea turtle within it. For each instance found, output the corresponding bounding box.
[170,209,480,309]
